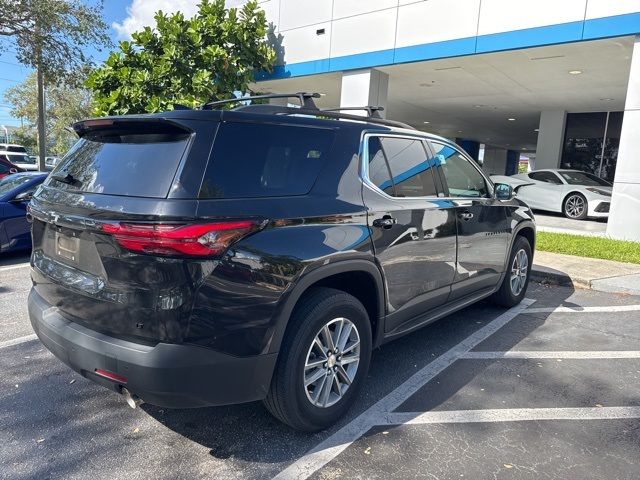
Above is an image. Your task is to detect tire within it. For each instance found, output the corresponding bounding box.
[563,193,588,220]
[491,236,532,308]
[263,287,372,431]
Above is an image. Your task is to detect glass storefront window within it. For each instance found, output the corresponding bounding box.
[561,112,622,183]
[561,112,607,174]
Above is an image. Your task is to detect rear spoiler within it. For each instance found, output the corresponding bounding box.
[72,117,192,137]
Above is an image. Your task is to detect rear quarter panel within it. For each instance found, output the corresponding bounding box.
[186,209,373,356]
[186,124,376,356]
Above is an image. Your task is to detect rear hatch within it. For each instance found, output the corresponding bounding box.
[30,114,335,345]
[29,117,218,344]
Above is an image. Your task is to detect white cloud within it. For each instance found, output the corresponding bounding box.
[113,0,249,39]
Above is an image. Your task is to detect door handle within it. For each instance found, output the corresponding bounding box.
[458,211,474,221]
[373,216,396,229]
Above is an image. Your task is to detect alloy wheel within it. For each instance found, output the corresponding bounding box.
[510,248,528,296]
[565,195,585,219]
[303,317,361,408]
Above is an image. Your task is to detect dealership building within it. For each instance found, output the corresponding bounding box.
[251,0,640,241]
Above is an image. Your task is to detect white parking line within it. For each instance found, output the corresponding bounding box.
[384,406,640,426]
[461,351,640,359]
[0,262,30,273]
[0,334,37,349]
[525,305,640,314]
[273,298,536,480]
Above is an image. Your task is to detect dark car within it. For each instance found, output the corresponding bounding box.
[0,172,48,253]
[28,94,535,431]
[0,156,23,179]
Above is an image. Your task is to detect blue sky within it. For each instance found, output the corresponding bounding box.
[0,0,222,127]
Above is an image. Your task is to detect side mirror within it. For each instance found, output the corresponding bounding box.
[494,183,514,201]
[9,168,18,174]
[12,191,33,203]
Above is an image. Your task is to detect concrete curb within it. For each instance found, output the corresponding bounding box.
[530,251,640,297]
[532,264,640,296]
[531,265,591,289]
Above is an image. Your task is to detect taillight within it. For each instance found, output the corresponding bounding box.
[100,220,263,257]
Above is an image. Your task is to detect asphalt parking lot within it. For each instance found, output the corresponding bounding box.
[2,252,640,480]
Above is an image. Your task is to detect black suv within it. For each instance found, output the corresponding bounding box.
[28,93,535,431]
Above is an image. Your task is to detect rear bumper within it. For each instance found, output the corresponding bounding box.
[28,289,277,408]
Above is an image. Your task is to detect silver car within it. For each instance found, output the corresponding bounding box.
[491,169,611,220]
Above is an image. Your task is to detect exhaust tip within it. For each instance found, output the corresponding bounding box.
[121,387,143,409]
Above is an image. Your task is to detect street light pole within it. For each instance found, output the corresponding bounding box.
[36,65,47,172]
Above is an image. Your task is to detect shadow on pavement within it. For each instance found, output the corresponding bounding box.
[12,282,630,480]
[0,250,30,267]
[142,282,578,465]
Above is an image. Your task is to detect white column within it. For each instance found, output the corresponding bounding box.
[534,110,566,171]
[607,36,640,241]
[340,69,389,118]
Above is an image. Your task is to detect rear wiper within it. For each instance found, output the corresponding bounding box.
[51,172,80,187]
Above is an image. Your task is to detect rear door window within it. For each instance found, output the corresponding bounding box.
[367,137,395,195]
[199,122,335,199]
[379,136,438,197]
[47,124,191,198]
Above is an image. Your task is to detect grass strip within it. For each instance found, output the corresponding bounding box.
[537,231,640,264]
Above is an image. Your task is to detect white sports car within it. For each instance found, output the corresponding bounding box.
[491,169,611,220]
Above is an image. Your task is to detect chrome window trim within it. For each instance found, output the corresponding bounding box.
[359,131,444,202]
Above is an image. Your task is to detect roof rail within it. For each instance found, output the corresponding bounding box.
[202,92,321,110]
[322,106,384,118]
[231,104,415,130]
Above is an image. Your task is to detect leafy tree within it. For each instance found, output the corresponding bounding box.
[8,128,37,152]
[4,72,92,156]
[87,0,275,115]
[0,0,110,169]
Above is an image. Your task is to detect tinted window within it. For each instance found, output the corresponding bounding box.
[367,137,394,195]
[0,145,28,153]
[48,126,190,198]
[6,154,29,164]
[200,122,334,199]
[529,171,562,184]
[559,170,611,187]
[432,142,489,198]
[8,146,28,153]
[379,137,438,197]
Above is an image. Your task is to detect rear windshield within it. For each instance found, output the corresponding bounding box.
[0,174,39,194]
[558,171,611,187]
[1,146,28,153]
[199,122,335,199]
[4,153,28,164]
[48,125,190,198]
